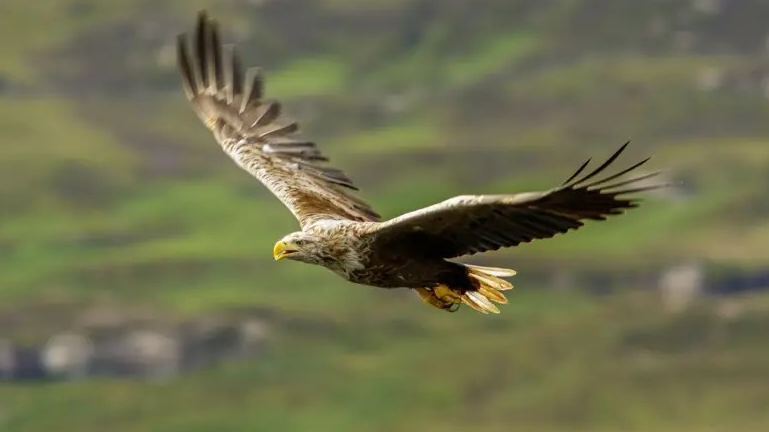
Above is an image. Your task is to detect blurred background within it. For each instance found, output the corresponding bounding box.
[1,0,769,431]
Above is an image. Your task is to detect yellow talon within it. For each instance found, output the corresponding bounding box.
[415,287,444,309]
[415,286,462,312]
[433,284,460,302]
[432,284,462,312]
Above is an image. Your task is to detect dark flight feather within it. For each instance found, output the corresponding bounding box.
[369,142,663,259]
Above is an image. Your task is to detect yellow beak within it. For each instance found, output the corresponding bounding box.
[273,240,298,260]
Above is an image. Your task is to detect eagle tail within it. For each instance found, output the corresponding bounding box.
[462,264,515,314]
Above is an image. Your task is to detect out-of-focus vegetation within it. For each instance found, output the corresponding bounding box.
[2,291,769,432]
[0,0,768,431]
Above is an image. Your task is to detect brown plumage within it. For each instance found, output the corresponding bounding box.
[177,12,379,227]
[177,12,664,314]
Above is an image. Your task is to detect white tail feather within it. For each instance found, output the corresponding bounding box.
[464,291,499,314]
[468,272,512,290]
[461,264,516,314]
[460,293,487,313]
[464,264,516,277]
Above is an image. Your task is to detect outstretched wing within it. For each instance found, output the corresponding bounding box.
[367,142,662,258]
[177,11,379,228]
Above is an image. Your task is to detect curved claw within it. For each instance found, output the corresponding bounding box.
[445,301,461,312]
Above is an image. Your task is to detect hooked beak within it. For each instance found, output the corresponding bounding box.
[273,240,298,260]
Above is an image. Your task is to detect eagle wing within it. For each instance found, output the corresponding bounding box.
[367,142,662,258]
[177,12,379,228]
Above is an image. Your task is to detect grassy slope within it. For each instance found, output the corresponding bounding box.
[2,291,769,432]
[1,1,769,431]
[3,0,768,306]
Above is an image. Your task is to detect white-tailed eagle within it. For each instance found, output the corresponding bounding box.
[176,11,662,314]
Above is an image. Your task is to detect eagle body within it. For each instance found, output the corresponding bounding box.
[277,221,473,292]
[177,12,664,314]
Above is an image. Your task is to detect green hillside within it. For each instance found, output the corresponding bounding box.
[0,0,768,431]
[2,0,769,306]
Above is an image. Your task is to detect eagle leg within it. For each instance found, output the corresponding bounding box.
[433,285,463,312]
[414,287,461,312]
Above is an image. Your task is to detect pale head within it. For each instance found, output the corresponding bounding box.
[272,231,324,264]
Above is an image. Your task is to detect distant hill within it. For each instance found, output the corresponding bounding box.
[1,0,768,308]
[2,3,769,432]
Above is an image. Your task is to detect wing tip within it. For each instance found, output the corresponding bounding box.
[197,9,209,27]
[176,33,197,99]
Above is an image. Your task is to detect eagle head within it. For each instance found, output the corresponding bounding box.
[273,231,325,264]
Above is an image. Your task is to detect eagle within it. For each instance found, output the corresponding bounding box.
[176,12,661,314]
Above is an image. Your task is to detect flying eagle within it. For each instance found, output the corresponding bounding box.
[176,12,661,314]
